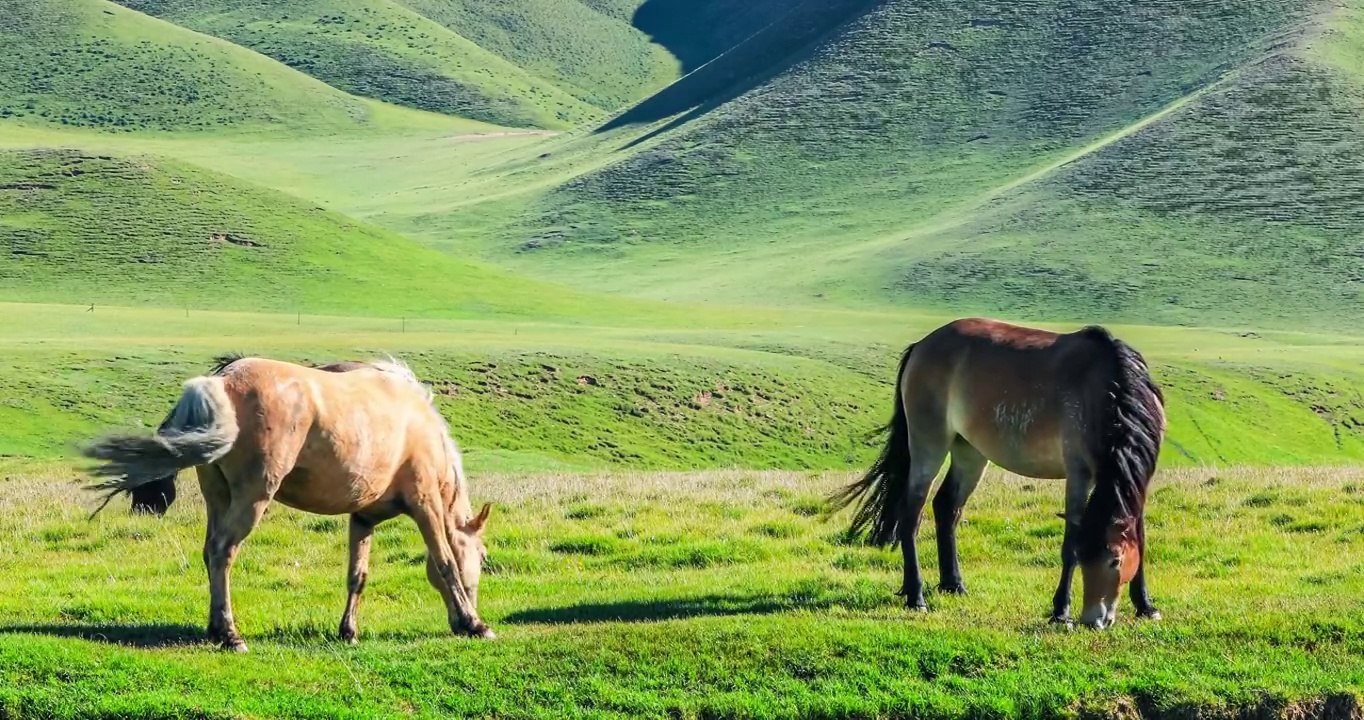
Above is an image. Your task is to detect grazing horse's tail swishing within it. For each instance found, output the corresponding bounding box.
[83,375,239,516]
[828,343,916,547]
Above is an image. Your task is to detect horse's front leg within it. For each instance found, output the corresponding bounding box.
[1128,518,1161,620]
[339,514,376,643]
[407,495,493,639]
[1051,467,1094,625]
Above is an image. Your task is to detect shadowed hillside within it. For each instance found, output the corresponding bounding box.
[631,0,802,73]
[603,0,879,130]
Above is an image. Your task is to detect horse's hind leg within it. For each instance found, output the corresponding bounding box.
[339,515,376,643]
[899,434,950,611]
[204,454,288,652]
[197,464,235,645]
[932,439,988,594]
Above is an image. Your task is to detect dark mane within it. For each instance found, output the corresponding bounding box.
[210,353,246,375]
[315,361,373,373]
[1076,326,1165,558]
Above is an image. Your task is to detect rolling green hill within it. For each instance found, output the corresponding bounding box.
[392,0,677,112]
[9,0,1363,330]
[0,145,644,319]
[471,0,1364,330]
[109,0,610,128]
[0,0,387,134]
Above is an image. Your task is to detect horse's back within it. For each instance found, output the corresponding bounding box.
[905,319,1117,478]
[214,357,446,513]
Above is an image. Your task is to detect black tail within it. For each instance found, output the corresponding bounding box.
[1078,327,1166,553]
[828,343,915,547]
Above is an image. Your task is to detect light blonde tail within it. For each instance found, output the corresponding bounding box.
[83,376,239,513]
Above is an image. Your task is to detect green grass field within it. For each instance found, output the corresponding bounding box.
[4,0,1364,717]
[0,466,1360,718]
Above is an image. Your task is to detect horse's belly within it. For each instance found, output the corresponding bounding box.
[990,452,1067,480]
[955,401,1067,479]
[275,467,390,515]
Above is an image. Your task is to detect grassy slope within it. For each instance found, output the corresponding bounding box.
[0,0,388,134]
[0,146,684,321]
[893,2,1364,327]
[0,468,1359,718]
[0,306,890,471]
[110,0,605,129]
[393,0,678,111]
[427,0,1364,333]
[3,303,1364,473]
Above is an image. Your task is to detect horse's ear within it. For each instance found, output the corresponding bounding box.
[467,503,492,535]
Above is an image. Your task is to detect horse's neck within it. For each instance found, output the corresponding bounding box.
[445,440,473,524]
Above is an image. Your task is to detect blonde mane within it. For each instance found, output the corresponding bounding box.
[369,357,473,522]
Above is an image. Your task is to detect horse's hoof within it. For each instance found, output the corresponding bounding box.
[906,603,929,613]
[938,583,968,595]
[221,639,249,653]
[1049,614,1074,629]
[1136,608,1163,621]
[464,623,496,640]
[339,628,359,645]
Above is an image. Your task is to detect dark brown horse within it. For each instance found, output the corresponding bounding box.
[831,318,1165,628]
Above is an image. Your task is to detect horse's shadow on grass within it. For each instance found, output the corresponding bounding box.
[503,591,865,625]
[0,622,204,648]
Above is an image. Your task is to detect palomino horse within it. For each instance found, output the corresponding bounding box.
[83,355,494,651]
[831,318,1165,628]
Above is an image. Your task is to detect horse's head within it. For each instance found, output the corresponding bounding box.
[1078,516,1141,629]
[453,503,493,608]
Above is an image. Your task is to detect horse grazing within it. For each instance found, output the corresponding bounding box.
[831,318,1165,629]
[82,355,494,651]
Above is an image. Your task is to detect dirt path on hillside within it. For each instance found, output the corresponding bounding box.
[441,130,558,142]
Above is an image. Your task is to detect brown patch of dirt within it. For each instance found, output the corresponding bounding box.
[1284,693,1363,720]
[210,233,263,248]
